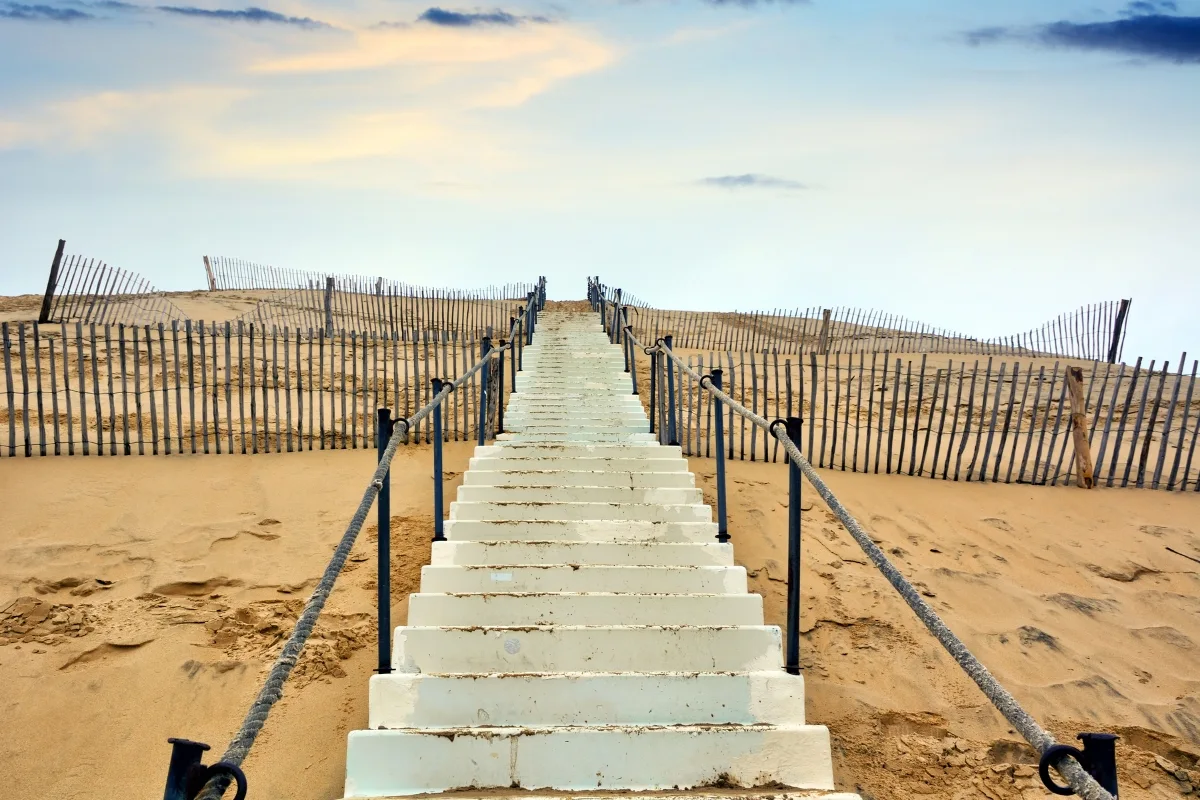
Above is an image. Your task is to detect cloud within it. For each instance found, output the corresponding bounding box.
[417,7,549,27]
[965,12,1200,64]
[0,2,93,20]
[702,0,808,5]
[156,5,331,28]
[700,173,806,190]
[1121,0,1177,16]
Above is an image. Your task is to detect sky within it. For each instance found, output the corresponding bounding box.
[1,0,1198,360]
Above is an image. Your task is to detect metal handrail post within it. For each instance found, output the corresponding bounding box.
[665,334,678,446]
[375,408,393,674]
[785,415,803,675]
[710,370,729,542]
[477,336,491,446]
[431,380,446,543]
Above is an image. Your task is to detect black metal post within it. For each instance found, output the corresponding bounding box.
[477,337,491,446]
[665,335,678,446]
[711,370,729,543]
[376,408,393,675]
[497,340,506,434]
[611,289,622,344]
[161,737,247,800]
[432,380,446,543]
[648,349,657,434]
[163,738,211,800]
[785,415,803,675]
[526,294,535,345]
[510,316,519,393]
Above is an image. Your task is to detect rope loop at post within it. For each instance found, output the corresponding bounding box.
[768,418,788,439]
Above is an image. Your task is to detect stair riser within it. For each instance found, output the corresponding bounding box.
[474,444,682,457]
[449,502,712,523]
[456,487,702,504]
[406,593,763,626]
[368,672,804,728]
[344,725,835,796]
[443,519,720,542]
[393,625,784,673]
[419,565,746,593]
[468,459,688,473]
[462,471,695,488]
[429,541,734,567]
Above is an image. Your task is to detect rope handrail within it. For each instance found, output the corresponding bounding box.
[636,330,1115,800]
[194,314,524,800]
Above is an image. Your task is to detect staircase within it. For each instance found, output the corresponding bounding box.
[343,311,858,799]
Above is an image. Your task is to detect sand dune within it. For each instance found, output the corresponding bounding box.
[2,442,1198,799]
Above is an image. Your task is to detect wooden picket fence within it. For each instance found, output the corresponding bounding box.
[40,242,189,326]
[592,280,1131,362]
[651,348,1199,491]
[0,320,508,458]
[206,255,540,337]
[227,277,537,340]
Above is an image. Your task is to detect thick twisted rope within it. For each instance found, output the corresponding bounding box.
[642,338,1115,800]
[197,322,521,800]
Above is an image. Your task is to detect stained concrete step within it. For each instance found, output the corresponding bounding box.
[344,792,859,800]
[475,444,682,457]
[503,425,651,435]
[443,519,719,542]
[430,541,733,567]
[393,625,784,673]
[367,671,805,727]
[419,565,746,593]
[456,486,702,504]
[468,457,690,474]
[406,593,763,626]
[448,501,712,523]
[344,724,836,797]
[462,470,695,488]
[495,433,657,443]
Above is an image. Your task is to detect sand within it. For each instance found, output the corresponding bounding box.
[2,441,1199,799]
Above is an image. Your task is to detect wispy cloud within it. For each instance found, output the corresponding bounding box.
[965,7,1200,64]
[156,5,332,28]
[417,7,550,27]
[700,173,806,190]
[1,2,93,20]
[702,0,808,5]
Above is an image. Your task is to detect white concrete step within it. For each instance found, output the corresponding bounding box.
[419,565,747,593]
[495,433,657,443]
[456,486,702,504]
[475,444,682,457]
[344,724,836,796]
[462,470,695,488]
[448,501,712,523]
[504,425,651,435]
[393,625,785,673]
[430,540,734,567]
[443,519,720,542]
[406,592,763,626]
[468,458,687,472]
[367,671,804,728]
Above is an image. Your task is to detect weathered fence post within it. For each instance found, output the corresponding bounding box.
[477,336,491,447]
[432,379,446,542]
[1107,299,1130,364]
[39,239,66,324]
[324,277,335,337]
[664,335,679,446]
[1066,367,1095,488]
[784,415,803,674]
[375,407,393,674]
[708,369,729,542]
[202,256,217,292]
[817,308,832,355]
